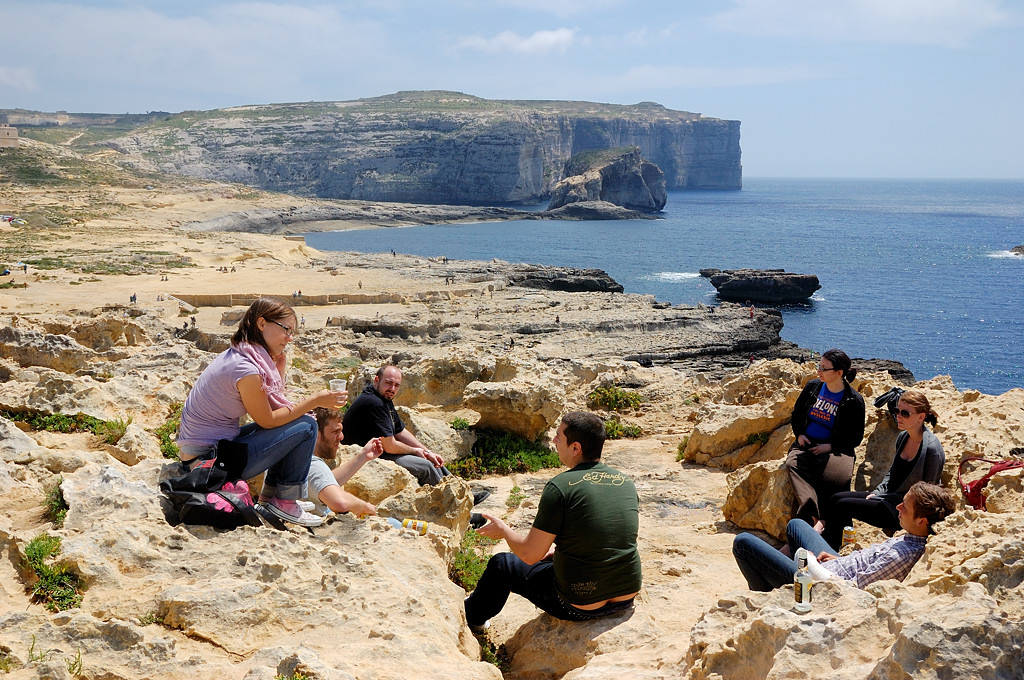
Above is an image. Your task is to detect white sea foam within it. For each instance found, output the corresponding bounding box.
[648,271,701,282]
[987,250,1023,259]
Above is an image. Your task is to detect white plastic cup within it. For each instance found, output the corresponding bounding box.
[329,379,347,392]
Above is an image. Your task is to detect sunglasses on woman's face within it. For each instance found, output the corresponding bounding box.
[896,408,916,419]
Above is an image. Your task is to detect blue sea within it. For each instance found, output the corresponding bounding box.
[304,178,1024,395]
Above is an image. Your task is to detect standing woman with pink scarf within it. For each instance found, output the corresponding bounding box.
[176,296,346,527]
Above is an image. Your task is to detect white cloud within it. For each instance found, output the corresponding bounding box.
[457,27,578,55]
[711,0,1014,47]
[0,66,37,90]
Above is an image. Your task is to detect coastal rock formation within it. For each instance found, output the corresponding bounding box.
[541,200,658,221]
[504,264,625,293]
[1012,245,1024,255]
[700,268,821,303]
[99,91,741,204]
[547,147,667,213]
[2,207,1022,680]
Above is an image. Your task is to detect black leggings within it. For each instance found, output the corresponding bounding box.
[822,491,899,549]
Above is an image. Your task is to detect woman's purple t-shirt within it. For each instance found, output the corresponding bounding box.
[177,347,261,447]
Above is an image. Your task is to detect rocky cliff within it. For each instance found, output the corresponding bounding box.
[547,146,668,212]
[98,91,741,204]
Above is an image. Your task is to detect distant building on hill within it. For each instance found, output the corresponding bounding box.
[0,124,18,148]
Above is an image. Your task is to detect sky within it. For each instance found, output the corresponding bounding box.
[1,0,1022,178]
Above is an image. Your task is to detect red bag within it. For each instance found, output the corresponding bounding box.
[957,457,1024,510]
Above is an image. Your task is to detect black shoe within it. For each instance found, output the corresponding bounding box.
[472,489,491,506]
[470,513,487,530]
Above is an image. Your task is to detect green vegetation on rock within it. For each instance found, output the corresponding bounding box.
[449,429,559,479]
[587,386,643,412]
[23,534,83,612]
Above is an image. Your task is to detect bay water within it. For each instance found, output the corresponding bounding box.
[304,178,1024,395]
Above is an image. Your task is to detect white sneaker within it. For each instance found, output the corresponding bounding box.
[263,497,323,527]
[297,500,316,512]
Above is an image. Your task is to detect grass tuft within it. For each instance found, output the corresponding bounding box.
[676,436,689,462]
[152,402,183,460]
[587,386,643,412]
[604,419,643,440]
[23,534,83,612]
[43,479,68,528]
[98,415,132,445]
[449,531,499,591]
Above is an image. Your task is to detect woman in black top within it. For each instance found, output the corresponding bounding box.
[786,349,866,526]
[821,388,944,549]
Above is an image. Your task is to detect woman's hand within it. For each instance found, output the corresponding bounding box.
[313,389,349,409]
[797,435,811,448]
[810,443,832,455]
[271,351,288,377]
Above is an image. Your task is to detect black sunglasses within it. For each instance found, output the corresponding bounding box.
[896,408,916,419]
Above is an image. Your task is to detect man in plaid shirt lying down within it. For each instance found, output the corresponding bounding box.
[732,481,954,591]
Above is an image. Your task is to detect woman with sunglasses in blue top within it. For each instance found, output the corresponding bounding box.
[820,388,944,549]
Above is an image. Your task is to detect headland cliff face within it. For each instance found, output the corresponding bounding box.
[102,91,741,204]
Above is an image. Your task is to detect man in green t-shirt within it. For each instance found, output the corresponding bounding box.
[464,411,642,628]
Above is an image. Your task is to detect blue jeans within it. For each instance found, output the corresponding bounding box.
[464,553,635,626]
[381,453,451,486]
[235,416,317,500]
[732,519,838,591]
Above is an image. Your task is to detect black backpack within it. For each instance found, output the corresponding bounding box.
[159,440,284,530]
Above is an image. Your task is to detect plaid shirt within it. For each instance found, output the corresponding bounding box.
[823,533,927,588]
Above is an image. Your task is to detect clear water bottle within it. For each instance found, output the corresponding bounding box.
[793,547,812,613]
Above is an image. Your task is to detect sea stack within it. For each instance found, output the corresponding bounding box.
[700,268,821,303]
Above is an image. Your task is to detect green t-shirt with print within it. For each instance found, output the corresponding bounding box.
[533,461,642,605]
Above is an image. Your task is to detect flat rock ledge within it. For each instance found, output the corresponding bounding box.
[700,268,821,303]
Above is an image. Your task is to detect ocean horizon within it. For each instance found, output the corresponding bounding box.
[304,177,1024,396]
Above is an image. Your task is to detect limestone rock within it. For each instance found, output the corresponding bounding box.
[400,408,477,463]
[684,505,1024,680]
[547,147,667,213]
[722,459,794,539]
[0,415,40,457]
[503,601,660,679]
[683,400,796,470]
[4,458,500,679]
[505,265,625,293]
[343,456,416,504]
[984,467,1024,514]
[376,475,473,563]
[0,326,99,373]
[41,315,149,351]
[464,376,565,441]
[109,422,164,466]
[700,268,821,303]
[541,200,658,221]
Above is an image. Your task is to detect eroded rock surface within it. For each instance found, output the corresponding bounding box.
[547,147,667,213]
[700,268,821,303]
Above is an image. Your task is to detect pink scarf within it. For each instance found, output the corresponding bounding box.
[234,341,295,411]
